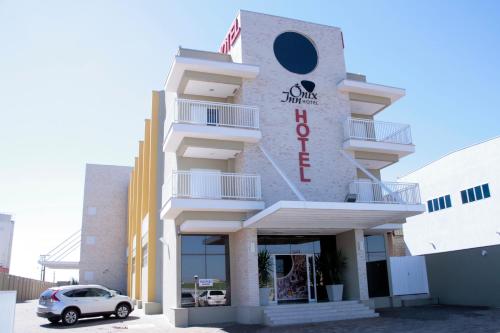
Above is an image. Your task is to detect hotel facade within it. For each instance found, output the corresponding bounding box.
[79,11,426,326]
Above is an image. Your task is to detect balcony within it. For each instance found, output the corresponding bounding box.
[164,47,259,96]
[343,118,415,161]
[347,180,421,205]
[160,170,265,219]
[163,99,261,158]
[337,75,405,116]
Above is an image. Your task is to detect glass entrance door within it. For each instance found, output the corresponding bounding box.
[274,254,317,303]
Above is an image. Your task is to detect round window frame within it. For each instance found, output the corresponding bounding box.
[273,31,319,75]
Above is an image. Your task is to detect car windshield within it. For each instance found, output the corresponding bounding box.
[210,291,224,295]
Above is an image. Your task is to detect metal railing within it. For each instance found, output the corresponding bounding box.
[348,180,421,204]
[163,170,262,201]
[344,118,412,145]
[165,98,259,132]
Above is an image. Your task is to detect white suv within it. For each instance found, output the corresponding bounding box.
[37,285,134,326]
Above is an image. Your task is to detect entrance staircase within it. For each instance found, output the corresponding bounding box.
[263,300,379,326]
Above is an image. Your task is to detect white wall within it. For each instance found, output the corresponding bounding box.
[401,137,500,255]
[0,291,16,333]
[0,214,14,271]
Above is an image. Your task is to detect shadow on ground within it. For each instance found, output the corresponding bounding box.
[39,315,140,330]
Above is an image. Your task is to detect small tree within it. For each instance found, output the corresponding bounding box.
[317,250,347,285]
[258,249,273,288]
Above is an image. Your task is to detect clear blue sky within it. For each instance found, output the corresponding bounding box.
[1,0,499,280]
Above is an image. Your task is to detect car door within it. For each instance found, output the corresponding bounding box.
[67,288,94,314]
[87,288,114,313]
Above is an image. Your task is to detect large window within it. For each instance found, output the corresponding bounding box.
[427,194,452,213]
[180,235,230,307]
[461,183,491,204]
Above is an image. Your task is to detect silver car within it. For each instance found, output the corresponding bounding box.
[36,285,134,326]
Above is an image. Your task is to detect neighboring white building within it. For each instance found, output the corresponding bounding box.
[0,213,15,273]
[401,136,500,255]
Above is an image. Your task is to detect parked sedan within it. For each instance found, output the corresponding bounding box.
[37,285,134,326]
[181,292,195,307]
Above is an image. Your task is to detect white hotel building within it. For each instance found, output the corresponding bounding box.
[79,11,426,327]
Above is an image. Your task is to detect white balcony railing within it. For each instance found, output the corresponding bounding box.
[166,98,259,132]
[344,118,412,145]
[348,180,421,204]
[163,170,262,201]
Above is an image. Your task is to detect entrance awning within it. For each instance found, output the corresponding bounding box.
[243,201,425,230]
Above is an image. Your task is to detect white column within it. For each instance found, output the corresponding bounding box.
[336,229,369,301]
[229,228,259,307]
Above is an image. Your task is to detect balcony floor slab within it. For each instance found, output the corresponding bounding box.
[243,200,425,230]
[163,123,261,152]
[160,198,265,220]
[344,139,415,158]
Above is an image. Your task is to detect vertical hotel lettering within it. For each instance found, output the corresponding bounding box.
[296,109,311,182]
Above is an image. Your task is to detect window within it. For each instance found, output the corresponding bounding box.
[461,190,468,204]
[365,235,386,262]
[427,194,453,213]
[88,288,110,297]
[467,188,476,202]
[427,200,434,212]
[438,197,445,210]
[461,183,491,204]
[181,235,230,308]
[141,245,148,268]
[66,288,90,298]
[483,184,491,198]
[445,195,452,208]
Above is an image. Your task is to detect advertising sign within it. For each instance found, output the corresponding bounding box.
[198,279,214,287]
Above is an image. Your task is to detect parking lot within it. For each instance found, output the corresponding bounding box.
[14,300,500,333]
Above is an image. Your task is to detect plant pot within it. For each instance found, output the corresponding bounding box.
[259,287,270,305]
[325,284,343,302]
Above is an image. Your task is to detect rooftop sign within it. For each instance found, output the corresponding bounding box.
[219,17,241,54]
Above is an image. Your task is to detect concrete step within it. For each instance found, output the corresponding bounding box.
[264,301,362,312]
[264,304,367,314]
[263,301,379,326]
[268,311,379,326]
[266,309,377,321]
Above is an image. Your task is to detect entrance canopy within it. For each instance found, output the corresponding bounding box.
[243,201,425,231]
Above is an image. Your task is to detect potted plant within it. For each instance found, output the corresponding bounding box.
[318,250,347,301]
[258,249,273,305]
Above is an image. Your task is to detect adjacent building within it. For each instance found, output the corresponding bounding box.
[0,214,15,274]
[401,136,499,255]
[79,164,132,293]
[400,137,500,308]
[82,11,426,326]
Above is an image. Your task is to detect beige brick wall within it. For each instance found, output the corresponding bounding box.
[79,164,132,292]
[231,11,355,206]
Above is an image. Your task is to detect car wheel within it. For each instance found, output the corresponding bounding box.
[61,308,79,326]
[115,303,130,319]
[48,318,60,324]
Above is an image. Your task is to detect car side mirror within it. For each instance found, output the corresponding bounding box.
[109,291,117,297]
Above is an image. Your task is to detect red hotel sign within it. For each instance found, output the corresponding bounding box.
[295,109,311,182]
[219,17,241,54]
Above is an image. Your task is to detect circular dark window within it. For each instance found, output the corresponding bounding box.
[273,32,318,75]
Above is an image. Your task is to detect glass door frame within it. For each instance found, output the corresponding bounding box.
[271,253,317,304]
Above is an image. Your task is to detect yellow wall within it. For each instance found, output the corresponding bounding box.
[126,91,161,302]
